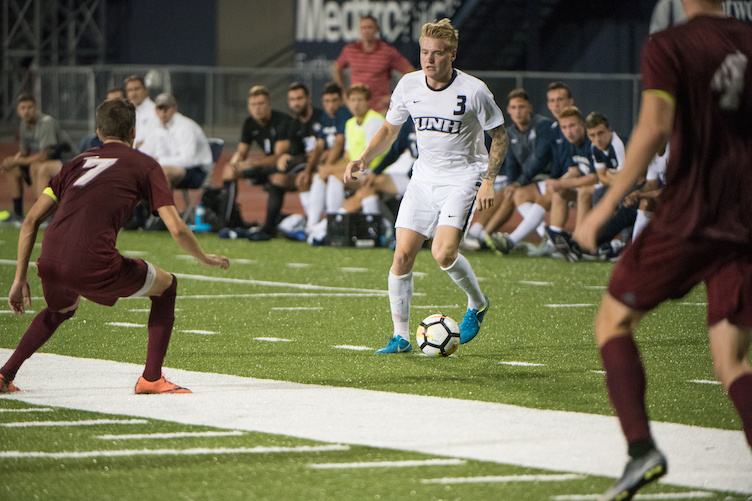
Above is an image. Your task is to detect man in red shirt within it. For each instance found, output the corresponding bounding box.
[0,98,229,395]
[332,15,414,113]
[575,0,752,499]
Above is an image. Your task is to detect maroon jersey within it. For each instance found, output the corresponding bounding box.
[642,15,752,242]
[40,142,174,269]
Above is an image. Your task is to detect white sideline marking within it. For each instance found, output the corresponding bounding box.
[332,345,372,351]
[128,308,182,313]
[1,350,750,494]
[688,379,721,386]
[287,263,310,268]
[519,280,553,286]
[106,322,145,328]
[421,473,584,484]
[545,304,594,308]
[254,337,292,342]
[2,419,148,428]
[271,307,323,311]
[172,272,385,294]
[0,444,349,459]
[95,431,244,440]
[340,267,369,272]
[180,330,216,335]
[0,408,53,413]
[133,293,390,299]
[551,492,715,500]
[309,458,465,469]
[499,361,545,367]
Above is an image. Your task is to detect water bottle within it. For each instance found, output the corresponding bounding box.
[195,203,205,226]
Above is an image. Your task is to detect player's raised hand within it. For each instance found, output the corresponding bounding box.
[8,279,31,315]
[202,254,230,270]
[344,158,366,183]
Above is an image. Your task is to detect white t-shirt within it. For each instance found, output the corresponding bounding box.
[134,98,160,147]
[139,112,213,171]
[386,69,504,186]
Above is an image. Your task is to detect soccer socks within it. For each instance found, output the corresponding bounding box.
[298,190,311,219]
[600,336,652,445]
[222,180,237,224]
[729,373,752,448]
[263,184,286,234]
[12,197,23,217]
[0,308,75,382]
[442,254,485,310]
[633,210,653,242]
[509,203,547,244]
[361,194,380,215]
[388,270,413,339]
[325,175,345,213]
[143,275,178,382]
[307,175,326,229]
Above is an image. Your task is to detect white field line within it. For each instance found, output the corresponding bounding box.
[0,444,350,459]
[688,380,721,385]
[583,285,607,290]
[679,303,707,306]
[0,408,53,413]
[421,473,584,484]
[551,492,715,500]
[0,259,35,267]
[332,345,373,351]
[519,280,553,286]
[0,310,36,314]
[339,267,369,272]
[95,431,244,440]
[309,458,465,469]
[287,263,310,268]
[1,350,749,494]
[172,272,385,294]
[2,418,148,428]
[412,305,460,310]
[180,330,217,335]
[499,361,546,367]
[120,250,147,256]
[254,337,292,342]
[106,322,145,328]
[545,304,595,308]
[271,307,323,311]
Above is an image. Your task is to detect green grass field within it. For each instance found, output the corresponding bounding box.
[0,225,747,500]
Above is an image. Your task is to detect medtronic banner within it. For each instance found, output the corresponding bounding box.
[294,0,462,70]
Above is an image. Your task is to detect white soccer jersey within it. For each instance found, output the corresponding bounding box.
[386,69,504,186]
[646,142,669,184]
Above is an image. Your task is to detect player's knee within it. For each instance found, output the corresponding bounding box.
[594,296,640,346]
[42,308,76,329]
[431,244,457,269]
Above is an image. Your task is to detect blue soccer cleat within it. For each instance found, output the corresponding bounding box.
[375,336,412,354]
[459,294,490,344]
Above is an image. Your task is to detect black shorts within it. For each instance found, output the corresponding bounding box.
[174,166,208,190]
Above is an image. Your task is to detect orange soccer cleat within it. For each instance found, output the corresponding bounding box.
[134,375,192,394]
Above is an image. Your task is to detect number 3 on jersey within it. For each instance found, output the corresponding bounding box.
[73,157,117,187]
[454,95,466,115]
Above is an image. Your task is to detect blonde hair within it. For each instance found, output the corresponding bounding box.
[420,18,458,53]
[248,85,270,99]
[558,105,583,121]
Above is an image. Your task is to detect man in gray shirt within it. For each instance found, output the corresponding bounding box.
[1,93,73,225]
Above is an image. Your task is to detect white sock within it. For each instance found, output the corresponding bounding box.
[307,175,326,228]
[632,210,653,241]
[361,194,380,215]
[535,221,546,238]
[549,225,563,233]
[468,222,484,240]
[517,202,532,218]
[298,191,311,218]
[388,270,413,339]
[441,254,484,310]
[509,203,546,244]
[325,175,345,213]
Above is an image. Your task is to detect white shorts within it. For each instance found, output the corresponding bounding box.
[388,172,410,197]
[494,175,510,192]
[395,180,478,238]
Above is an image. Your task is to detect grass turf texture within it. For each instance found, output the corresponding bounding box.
[0,226,745,500]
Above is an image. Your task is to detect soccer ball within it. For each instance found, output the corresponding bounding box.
[416,314,460,357]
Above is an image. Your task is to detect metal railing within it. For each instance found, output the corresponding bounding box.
[3,65,642,145]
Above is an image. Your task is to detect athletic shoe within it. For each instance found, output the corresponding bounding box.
[459,294,489,344]
[528,241,555,257]
[459,236,481,252]
[0,374,20,393]
[552,231,582,263]
[280,229,307,242]
[375,336,412,354]
[599,448,667,501]
[482,234,502,255]
[489,232,513,254]
[135,375,192,394]
[247,229,273,241]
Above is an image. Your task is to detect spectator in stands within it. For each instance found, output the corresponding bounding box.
[466,88,554,251]
[124,75,159,150]
[1,93,74,226]
[297,82,352,232]
[219,85,294,240]
[332,14,414,113]
[139,93,213,190]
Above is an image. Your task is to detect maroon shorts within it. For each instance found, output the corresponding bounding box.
[608,224,752,327]
[37,256,150,311]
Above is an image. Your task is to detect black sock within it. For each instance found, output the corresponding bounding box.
[263,184,286,234]
[627,438,655,459]
[12,197,22,216]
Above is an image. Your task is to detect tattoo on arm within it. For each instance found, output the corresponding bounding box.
[484,125,508,182]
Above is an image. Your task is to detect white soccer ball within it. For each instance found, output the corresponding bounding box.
[416,314,460,357]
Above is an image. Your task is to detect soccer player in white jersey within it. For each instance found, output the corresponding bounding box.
[344,18,509,353]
